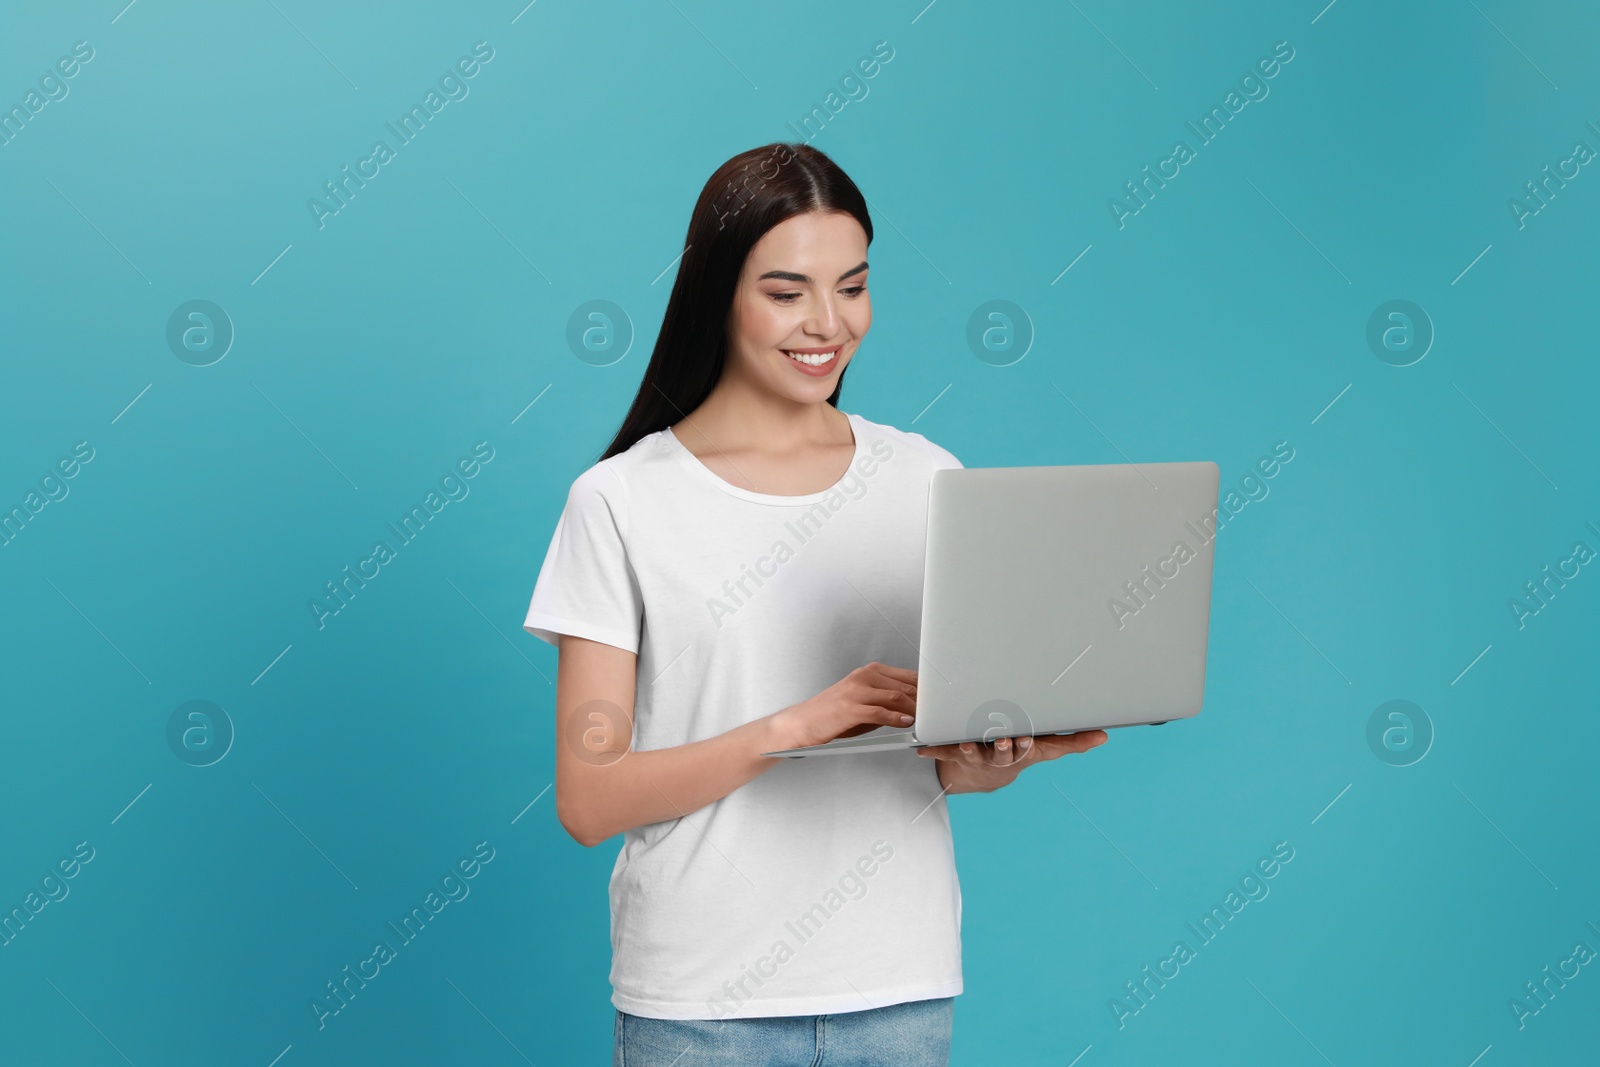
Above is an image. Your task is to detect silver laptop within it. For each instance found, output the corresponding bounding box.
[763,461,1220,757]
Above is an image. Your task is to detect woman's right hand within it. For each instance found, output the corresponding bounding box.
[766,662,920,752]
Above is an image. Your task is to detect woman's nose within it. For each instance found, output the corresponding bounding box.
[804,295,838,337]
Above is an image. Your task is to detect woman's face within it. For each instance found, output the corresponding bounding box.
[724,210,870,405]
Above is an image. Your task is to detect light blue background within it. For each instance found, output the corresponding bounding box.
[3,1,1597,1063]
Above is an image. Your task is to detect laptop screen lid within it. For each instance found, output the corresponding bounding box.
[913,461,1220,744]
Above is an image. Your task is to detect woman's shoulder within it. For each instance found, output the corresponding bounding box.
[851,411,964,471]
[560,432,665,521]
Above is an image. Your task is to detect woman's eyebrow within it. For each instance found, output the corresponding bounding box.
[756,261,869,283]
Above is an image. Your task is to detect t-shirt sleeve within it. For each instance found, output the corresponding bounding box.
[522,462,643,654]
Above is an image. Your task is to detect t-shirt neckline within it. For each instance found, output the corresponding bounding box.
[661,411,865,506]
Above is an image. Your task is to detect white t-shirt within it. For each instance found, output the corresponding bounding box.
[523,410,966,1020]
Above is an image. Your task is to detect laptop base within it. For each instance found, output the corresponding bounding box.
[762,718,1180,758]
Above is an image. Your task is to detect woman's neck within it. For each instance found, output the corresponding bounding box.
[674,385,849,458]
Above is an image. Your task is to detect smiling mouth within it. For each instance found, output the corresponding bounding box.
[782,346,842,367]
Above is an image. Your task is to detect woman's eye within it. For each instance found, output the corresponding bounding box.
[769,285,864,303]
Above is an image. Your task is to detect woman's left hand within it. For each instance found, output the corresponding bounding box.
[916,730,1108,793]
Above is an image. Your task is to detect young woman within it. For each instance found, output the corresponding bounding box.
[523,142,1109,1066]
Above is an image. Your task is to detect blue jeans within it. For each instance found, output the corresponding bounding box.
[614,997,953,1066]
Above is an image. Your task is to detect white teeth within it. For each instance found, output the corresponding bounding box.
[784,349,837,366]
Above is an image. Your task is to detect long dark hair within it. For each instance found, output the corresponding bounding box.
[598,142,874,462]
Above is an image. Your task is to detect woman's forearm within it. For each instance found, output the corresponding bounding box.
[558,713,793,846]
[935,756,981,794]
